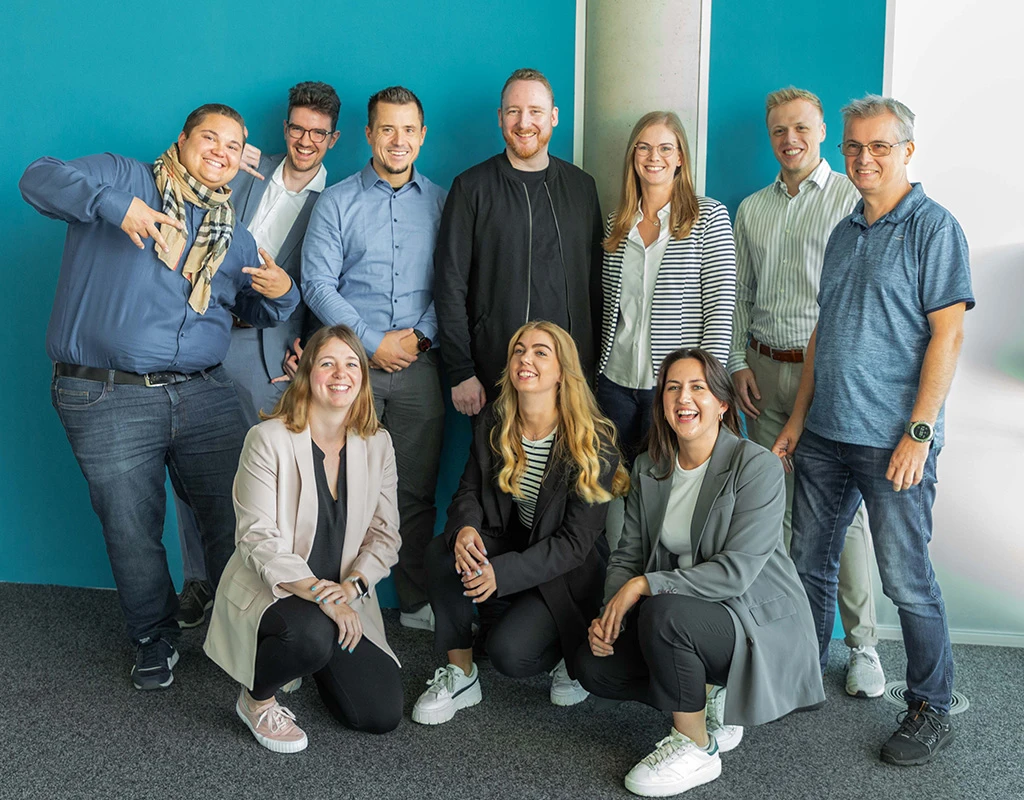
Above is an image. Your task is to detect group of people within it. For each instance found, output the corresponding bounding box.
[22,65,972,796]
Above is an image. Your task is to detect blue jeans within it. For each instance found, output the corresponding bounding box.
[51,366,247,644]
[790,428,954,712]
[596,375,655,467]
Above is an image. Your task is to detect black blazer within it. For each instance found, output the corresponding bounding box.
[443,409,619,673]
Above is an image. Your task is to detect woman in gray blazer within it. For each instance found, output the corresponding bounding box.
[576,347,823,797]
[205,325,402,754]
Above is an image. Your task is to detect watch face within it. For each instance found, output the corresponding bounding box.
[912,422,932,441]
[418,336,431,353]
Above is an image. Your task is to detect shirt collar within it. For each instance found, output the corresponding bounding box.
[774,158,832,196]
[850,182,926,228]
[270,159,327,196]
[360,160,422,192]
[632,200,672,225]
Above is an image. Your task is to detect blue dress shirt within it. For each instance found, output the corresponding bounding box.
[21,153,299,374]
[302,162,447,356]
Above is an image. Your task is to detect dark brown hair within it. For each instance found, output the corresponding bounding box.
[367,86,424,128]
[181,104,245,139]
[288,81,341,130]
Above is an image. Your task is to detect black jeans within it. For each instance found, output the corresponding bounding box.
[574,594,735,712]
[251,596,402,734]
[425,534,563,677]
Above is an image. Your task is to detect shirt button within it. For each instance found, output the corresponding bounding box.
[395,244,400,249]
[393,218,398,222]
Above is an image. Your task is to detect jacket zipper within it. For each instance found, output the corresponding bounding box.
[522,183,532,323]
[543,182,571,333]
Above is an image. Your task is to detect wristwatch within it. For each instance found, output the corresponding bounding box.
[345,575,369,599]
[905,420,935,443]
[413,328,431,353]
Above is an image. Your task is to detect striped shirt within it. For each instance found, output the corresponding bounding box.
[727,159,859,374]
[599,196,737,380]
[516,431,555,529]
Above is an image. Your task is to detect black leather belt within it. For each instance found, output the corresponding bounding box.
[54,362,215,388]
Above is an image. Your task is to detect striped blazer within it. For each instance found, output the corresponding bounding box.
[598,196,737,379]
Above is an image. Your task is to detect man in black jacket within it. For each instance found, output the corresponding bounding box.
[434,68,604,414]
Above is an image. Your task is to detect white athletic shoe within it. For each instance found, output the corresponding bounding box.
[411,663,482,725]
[549,658,589,707]
[704,685,744,753]
[279,677,302,694]
[400,604,436,632]
[624,729,722,797]
[846,645,886,698]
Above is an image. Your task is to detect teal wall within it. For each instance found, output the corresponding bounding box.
[0,0,578,603]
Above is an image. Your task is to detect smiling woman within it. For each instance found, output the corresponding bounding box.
[204,324,404,753]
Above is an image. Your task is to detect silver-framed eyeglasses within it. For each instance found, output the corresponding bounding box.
[839,139,909,157]
[634,143,678,158]
[285,123,334,144]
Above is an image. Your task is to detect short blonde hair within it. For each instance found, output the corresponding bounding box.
[765,87,824,123]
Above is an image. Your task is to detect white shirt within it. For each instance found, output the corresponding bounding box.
[248,160,327,262]
[659,457,711,569]
[603,202,672,389]
[728,158,859,373]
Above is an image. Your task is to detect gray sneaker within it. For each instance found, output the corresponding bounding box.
[846,645,886,698]
[176,580,213,629]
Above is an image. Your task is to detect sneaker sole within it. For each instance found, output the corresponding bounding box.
[879,727,956,766]
[550,686,590,707]
[624,755,722,796]
[412,681,482,725]
[847,685,885,698]
[235,701,308,754]
[132,650,180,691]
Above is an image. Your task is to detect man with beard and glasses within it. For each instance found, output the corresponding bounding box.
[20,103,298,691]
[303,86,447,633]
[435,68,603,415]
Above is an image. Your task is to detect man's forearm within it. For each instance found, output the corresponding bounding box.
[910,325,964,424]
[788,327,817,426]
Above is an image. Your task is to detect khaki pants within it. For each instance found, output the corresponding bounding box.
[746,346,879,648]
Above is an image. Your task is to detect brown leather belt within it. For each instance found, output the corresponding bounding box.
[54,362,213,388]
[232,315,253,329]
[750,337,804,363]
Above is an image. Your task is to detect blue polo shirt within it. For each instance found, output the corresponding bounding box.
[20,153,299,374]
[806,183,974,449]
[301,161,447,356]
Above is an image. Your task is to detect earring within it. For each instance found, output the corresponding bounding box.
[719,412,724,421]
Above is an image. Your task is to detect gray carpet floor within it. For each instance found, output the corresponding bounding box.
[1,583,1021,800]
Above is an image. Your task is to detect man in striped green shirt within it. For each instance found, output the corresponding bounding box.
[728,87,885,699]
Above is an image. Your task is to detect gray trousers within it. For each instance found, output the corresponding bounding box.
[746,345,879,648]
[370,350,445,613]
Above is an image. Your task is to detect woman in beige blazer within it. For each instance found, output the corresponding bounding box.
[576,348,823,797]
[205,325,402,754]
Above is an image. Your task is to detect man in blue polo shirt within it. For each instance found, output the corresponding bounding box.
[772,95,973,766]
[303,86,447,632]
[20,104,299,691]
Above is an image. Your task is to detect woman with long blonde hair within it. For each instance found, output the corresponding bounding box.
[205,325,403,753]
[597,111,736,465]
[412,321,629,725]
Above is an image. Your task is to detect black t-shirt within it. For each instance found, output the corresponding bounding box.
[510,166,569,331]
[307,440,348,582]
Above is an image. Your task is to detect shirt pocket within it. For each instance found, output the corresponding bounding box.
[748,594,796,626]
[221,577,260,612]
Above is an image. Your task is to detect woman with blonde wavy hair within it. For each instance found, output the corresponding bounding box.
[412,321,629,725]
[597,111,736,465]
[205,325,403,753]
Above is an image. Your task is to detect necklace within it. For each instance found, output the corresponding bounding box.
[522,421,558,441]
[641,201,661,227]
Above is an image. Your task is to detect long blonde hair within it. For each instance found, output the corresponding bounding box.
[263,325,380,437]
[603,111,700,252]
[490,321,629,503]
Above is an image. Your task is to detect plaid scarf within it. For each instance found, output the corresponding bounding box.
[153,145,235,314]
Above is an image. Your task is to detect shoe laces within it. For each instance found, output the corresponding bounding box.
[255,702,298,734]
[850,646,881,670]
[894,703,941,740]
[641,733,694,770]
[137,638,170,670]
[424,665,460,698]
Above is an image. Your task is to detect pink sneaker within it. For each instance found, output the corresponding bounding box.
[235,689,308,753]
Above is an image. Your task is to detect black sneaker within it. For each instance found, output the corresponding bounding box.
[880,701,955,765]
[176,580,213,628]
[132,637,179,691]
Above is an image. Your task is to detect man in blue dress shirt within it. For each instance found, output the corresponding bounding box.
[303,86,447,632]
[20,103,299,691]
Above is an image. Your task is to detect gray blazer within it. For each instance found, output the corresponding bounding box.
[606,429,824,727]
[229,153,320,375]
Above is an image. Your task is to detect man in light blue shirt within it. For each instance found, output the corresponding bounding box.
[303,86,447,631]
[773,96,973,766]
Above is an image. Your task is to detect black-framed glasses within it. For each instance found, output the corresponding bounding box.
[634,143,678,157]
[285,122,334,144]
[839,139,909,157]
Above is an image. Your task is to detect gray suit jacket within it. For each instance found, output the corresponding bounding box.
[606,429,824,727]
[229,153,320,377]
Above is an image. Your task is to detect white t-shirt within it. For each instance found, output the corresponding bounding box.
[659,457,711,569]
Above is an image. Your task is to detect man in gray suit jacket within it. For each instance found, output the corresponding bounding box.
[174,82,340,627]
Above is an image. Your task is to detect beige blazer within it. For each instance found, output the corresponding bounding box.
[204,419,401,689]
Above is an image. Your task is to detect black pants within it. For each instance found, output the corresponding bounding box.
[251,596,403,734]
[574,594,735,712]
[425,533,563,678]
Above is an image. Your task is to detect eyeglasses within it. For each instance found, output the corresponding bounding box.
[838,139,909,157]
[285,123,334,144]
[634,143,678,158]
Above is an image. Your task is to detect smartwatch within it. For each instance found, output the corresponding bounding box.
[905,420,935,443]
[345,576,369,599]
[413,328,432,353]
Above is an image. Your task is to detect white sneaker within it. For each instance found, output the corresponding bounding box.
[279,677,302,694]
[411,664,482,725]
[624,729,722,797]
[400,604,435,632]
[549,658,589,707]
[704,685,743,753]
[846,645,885,698]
